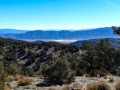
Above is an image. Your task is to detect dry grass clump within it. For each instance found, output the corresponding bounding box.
[48,86,61,90]
[5,75,14,82]
[72,85,82,90]
[90,70,100,77]
[18,77,33,86]
[87,81,111,90]
[48,86,69,90]
[63,86,69,90]
[4,83,11,90]
[14,74,23,81]
[100,68,110,76]
[25,86,30,89]
[39,74,44,79]
[115,81,120,90]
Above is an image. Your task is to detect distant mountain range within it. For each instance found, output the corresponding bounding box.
[70,38,120,47]
[0,27,119,39]
[0,29,28,34]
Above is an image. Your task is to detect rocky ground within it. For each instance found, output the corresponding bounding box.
[5,75,120,90]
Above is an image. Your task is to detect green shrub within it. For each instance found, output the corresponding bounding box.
[42,57,74,84]
[0,62,5,90]
[6,62,21,75]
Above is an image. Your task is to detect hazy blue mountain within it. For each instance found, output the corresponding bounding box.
[0,27,119,39]
[0,29,28,34]
[15,30,72,39]
[70,38,120,47]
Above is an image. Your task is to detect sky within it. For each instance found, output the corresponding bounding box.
[0,0,120,30]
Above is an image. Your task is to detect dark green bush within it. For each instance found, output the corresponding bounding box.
[42,57,74,84]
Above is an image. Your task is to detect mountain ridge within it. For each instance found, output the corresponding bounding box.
[0,27,119,39]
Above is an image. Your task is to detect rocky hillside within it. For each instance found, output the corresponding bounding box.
[0,37,80,73]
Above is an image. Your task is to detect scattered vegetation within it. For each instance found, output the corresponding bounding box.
[0,27,120,88]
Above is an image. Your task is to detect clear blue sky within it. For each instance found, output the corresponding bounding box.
[0,0,120,30]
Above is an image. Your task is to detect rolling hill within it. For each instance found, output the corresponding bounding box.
[70,38,120,47]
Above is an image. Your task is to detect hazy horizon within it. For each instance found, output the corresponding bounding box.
[0,26,115,31]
